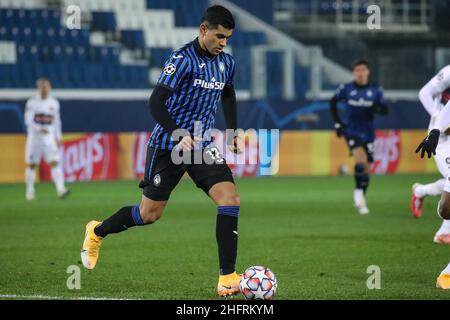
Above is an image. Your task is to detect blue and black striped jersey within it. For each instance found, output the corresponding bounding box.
[148,38,236,150]
[335,82,385,143]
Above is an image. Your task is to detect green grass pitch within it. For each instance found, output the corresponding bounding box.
[0,174,449,300]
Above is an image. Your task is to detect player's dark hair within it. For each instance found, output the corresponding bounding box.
[352,59,370,70]
[201,5,235,30]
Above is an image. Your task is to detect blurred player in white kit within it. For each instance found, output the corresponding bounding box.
[411,65,450,244]
[24,78,70,200]
[416,68,450,289]
[416,95,450,289]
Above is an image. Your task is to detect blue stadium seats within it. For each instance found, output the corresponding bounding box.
[230,31,267,46]
[66,29,90,46]
[149,47,171,67]
[0,5,284,94]
[295,66,310,100]
[91,11,117,32]
[146,0,208,11]
[233,47,252,90]
[147,0,208,26]
[87,46,119,68]
[0,64,12,87]
[18,63,35,87]
[120,30,145,49]
[266,51,284,99]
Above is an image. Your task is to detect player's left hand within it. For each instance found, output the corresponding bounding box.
[415,129,440,158]
[227,136,242,154]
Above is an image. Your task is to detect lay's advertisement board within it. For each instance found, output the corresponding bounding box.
[0,129,436,183]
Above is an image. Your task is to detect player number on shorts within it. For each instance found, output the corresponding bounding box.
[205,147,224,164]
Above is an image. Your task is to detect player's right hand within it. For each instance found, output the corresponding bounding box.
[177,135,201,152]
[334,123,345,138]
[227,136,243,154]
[415,129,440,158]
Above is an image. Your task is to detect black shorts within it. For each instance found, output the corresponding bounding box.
[345,136,375,163]
[139,146,235,201]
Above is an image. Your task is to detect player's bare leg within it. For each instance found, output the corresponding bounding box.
[434,191,450,245]
[411,179,444,218]
[49,161,70,199]
[208,181,241,297]
[25,163,37,200]
[352,147,370,215]
[81,195,166,269]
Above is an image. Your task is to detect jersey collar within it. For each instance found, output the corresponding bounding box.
[193,37,216,60]
[353,81,370,89]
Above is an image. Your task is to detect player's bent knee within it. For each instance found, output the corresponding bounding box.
[218,194,240,207]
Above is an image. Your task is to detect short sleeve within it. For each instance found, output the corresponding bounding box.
[157,53,190,90]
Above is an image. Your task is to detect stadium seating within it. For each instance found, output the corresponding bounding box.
[0,0,310,98]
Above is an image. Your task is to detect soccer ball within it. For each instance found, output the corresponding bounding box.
[239,266,277,300]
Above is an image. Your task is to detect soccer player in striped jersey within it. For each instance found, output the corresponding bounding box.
[81,5,242,297]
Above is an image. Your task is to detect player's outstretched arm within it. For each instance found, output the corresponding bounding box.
[419,81,441,117]
[329,95,344,137]
[419,66,450,117]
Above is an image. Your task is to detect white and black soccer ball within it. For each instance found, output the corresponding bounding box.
[240,266,277,300]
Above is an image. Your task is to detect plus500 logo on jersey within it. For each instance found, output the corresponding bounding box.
[193,78,225,90]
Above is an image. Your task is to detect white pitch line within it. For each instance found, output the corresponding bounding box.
[0,294,138,300]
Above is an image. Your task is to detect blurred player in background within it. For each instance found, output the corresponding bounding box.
[415,95,450,288]
[80,5,242,297]
[24,78,69,200]
[330,60,388,214]
[410,65,450,244]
